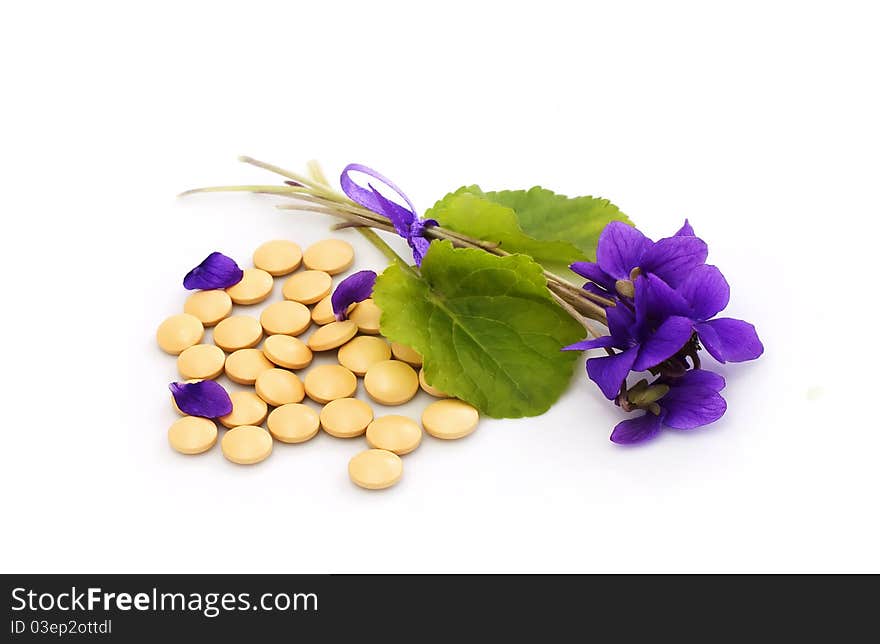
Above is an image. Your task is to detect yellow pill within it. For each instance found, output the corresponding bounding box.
[177,344,226,380]
[349,299,382,335]
[260,300,311,336]
[419,368,449,398]
[225,348,274,385]
[253,240,303,276]
[311,294,336,325]
[338,336,391,376]
[307,320,358,351]
[267,403,320,443]
[213,315,263,352]
[304,364,357,404]
[218,391,268,428]
[320,397,374,438]
[363,360,419,406]
[168,416,218,455]
[348,449,403,490]
[221,425,273,465]
[184,289,232,326]
[391,342,423,367]
[366,415,422,455]
[157,313,204,355]
[225,268,274,305]
[255,368,305,406]
[263,334,313,370]
[303,238,354,275]
[282,270,332,304]
[422,399,479,440]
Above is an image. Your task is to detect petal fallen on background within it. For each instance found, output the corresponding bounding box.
[697,318,764,363]
[183,252,243,290]
[611,412,664,444]
[633,315,694,371]
[640,235,708,288]
[661,384,727,429]
[169,380,233,418]
[586,347,638,400]
[332,270,377,320]
[596,222,653,281]
[678,264,730,320]
[562,336,617,351]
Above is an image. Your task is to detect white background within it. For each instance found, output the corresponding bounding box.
[1,1,877,573]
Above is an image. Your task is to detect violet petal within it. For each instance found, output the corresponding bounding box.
[169,380,233,418]
[640,235,708,288]
[596,222,653,281]
[183,252,244,290]
[660,383,727,430]
[696,318,764,363]
[679,264,730,320]
[634,273,691,324]
[663,368,726,392]
[611,412,664,444]
[570,261,614,291]
[562,336,616,351]
[674,219,695,237]
[586,346,638,400]
[633,315,695,371]
[332,270,377,320]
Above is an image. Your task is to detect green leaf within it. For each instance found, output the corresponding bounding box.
[425,186,632,278]
[482,187,632,263]
[372,241,584,418]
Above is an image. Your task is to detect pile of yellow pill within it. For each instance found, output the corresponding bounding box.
[158,238,480,490]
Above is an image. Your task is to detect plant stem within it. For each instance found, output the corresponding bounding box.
[356,227,418,278]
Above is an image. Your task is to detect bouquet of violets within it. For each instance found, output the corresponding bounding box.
[184,158,763,445]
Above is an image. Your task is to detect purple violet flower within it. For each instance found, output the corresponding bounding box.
[332,270,377,321]
[571,220,706,298]
[169,380,233,418]
[183,252,244,290]
[611,369,727,444]
[340,164,438,266]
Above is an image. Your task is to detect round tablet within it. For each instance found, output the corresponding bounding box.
[225,268,274,305]
[311,294,336,325]
[177,343,226,380]
[419,368,449,398]
[225,348,274,385]
[282,270,332,304]
[320,397,373,438]
[267,403,320,443]
[363,360,419,406]
[157,314,204,355]
[422,399,479,440]
[255,368,305,406]
[307,320,358,351]
[391,342,423,367]
[218,391,268,428]
[213,315,263,352]
[184,289,232,326]
[348,299,382,335]
[221,425,273,465]
[253,240,302,276]
[263,334,312,370]
[260,300,311,336]
[338,336,391,376]
[168,416,218,455]
[348,449,403,490]
[366,415,422,455]
[303,238,354,275]
[303,364,357,403]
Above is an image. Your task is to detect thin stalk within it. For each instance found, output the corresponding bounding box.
[356,227,418,277]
